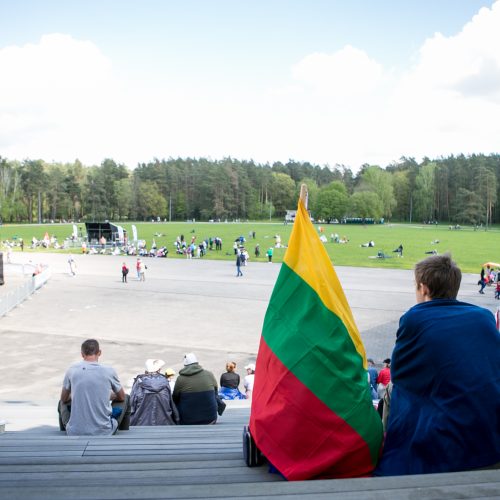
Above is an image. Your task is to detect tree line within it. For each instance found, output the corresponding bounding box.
[0,154,499,225]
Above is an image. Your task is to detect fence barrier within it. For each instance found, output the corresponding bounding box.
[0,266,51,318]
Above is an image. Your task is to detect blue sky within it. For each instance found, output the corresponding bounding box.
[0,1,498,170]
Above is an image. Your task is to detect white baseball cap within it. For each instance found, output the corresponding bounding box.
[184,352,198,366]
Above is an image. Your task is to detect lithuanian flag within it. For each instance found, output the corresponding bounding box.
[249,191,383,480]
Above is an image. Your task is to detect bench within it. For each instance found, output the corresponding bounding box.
[0,407,498,499]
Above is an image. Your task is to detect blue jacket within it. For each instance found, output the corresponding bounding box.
[376,299,500,475]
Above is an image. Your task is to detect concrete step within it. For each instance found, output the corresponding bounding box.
[1,404,499,499]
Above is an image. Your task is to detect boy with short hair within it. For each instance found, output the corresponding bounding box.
[376,254,500,475]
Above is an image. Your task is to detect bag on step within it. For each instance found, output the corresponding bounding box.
[242,425,264,467]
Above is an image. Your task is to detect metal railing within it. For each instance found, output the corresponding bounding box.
[0,266,51,318]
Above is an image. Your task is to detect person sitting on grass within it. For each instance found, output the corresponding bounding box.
[392,244,403,257]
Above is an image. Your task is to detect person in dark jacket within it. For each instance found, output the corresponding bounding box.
[173,353,218,425]
[236,251,243,277]
[219,361,245,400]
[130,359,179,426]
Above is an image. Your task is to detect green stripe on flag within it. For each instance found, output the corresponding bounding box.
[263,263,382,463]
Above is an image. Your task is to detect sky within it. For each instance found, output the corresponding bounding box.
[0,0,499,171]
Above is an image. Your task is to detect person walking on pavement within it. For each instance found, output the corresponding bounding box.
[121,262,129,283]
[267,247,273,263]
[68,254,77,276]
[479,267,486,294]
[236,251,243,277]
[138,259,146,281]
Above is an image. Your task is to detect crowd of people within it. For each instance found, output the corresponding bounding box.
[478,265,500,295]
[173,235,224,258]
[58,339,257,435]
[11,231,500,477]
[56,336,404,443]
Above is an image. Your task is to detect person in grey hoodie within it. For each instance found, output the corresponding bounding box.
[130,359,179,426]
[173,353,218,425]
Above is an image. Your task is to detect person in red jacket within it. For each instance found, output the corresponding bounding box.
[377,358,391,398]
[121,262,129,283]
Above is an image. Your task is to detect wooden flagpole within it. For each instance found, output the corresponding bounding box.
[299,183,308,210]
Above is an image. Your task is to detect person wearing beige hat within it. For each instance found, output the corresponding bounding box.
[129,358,179,426]
[165,368,176,392]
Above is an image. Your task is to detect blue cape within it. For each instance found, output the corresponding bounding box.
[376,299,500,475]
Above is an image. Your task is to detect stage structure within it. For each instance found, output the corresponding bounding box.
[85,222,127,246]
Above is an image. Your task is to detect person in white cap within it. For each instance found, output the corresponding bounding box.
[129,358,179,426]
[243,363,256,399]
[173,353,218,425]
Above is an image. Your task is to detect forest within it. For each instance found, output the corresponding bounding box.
[0,154,499,225]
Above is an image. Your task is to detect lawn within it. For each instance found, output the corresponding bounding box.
[0,220,498,274]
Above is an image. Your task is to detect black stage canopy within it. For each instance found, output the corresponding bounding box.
[85,222,127,245]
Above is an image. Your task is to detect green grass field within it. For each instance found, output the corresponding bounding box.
[1,221,498,274]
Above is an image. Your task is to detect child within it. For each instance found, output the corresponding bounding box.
[121,262,129,283]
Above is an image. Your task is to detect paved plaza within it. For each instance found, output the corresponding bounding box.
[0,252,495,430]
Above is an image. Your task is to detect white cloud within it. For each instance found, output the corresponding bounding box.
[382,1,500,161]
[1,2,499,170]
[264,1,500,169]
[0,34,116,160]
[291,45,384,97]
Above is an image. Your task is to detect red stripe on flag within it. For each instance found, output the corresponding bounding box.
[250,338,377,480]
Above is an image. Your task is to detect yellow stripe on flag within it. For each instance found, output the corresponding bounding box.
[283,199,367,366]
